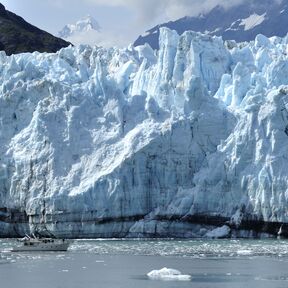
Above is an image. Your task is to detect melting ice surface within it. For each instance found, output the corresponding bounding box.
[2,27,288,237]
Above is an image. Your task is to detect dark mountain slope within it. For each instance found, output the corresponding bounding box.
[0,3,70,55]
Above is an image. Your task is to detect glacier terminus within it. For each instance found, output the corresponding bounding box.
[1,28,288,238]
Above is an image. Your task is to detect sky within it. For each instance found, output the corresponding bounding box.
[0,0,256,46]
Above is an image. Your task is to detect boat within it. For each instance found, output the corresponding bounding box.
[11,235,70,252]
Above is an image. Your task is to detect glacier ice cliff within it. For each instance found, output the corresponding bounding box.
[1,28,288,238]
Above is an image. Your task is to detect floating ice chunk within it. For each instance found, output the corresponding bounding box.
[237,249,252,255]
[147,267,191,281]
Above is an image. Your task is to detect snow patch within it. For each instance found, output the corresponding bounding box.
[239,13,266,31]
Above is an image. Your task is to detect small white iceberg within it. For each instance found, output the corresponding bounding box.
[147,267,191,281]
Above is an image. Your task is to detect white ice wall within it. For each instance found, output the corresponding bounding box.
[1,29,288,237]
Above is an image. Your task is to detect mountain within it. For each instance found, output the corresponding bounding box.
[134,0,288,49]
[58,15,101,39]
[1,28,288,238]
[0,3,70,55]
[58,15,102,47]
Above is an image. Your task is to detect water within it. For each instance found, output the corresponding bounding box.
[1,238,288,287]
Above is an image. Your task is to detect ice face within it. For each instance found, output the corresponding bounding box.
[0,29,288,238]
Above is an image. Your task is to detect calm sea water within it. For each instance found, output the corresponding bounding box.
[1,238,288,288]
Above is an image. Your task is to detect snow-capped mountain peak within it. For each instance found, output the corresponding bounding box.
[58,15,106,47]
[77,15,101,32]
[59,15,101,38]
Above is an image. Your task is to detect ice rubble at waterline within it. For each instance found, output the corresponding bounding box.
[1,28,288,237]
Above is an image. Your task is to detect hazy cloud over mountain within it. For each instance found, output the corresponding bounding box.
[83,0,280,23]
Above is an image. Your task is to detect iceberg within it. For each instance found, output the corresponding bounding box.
[147,267,191,281]
[0,28,288,238]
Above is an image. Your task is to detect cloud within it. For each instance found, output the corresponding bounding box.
[64,30,129,48]
[82,0,248,24]
[83,0,283,25]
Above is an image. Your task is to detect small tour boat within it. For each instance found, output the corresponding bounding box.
[12,235,70,252]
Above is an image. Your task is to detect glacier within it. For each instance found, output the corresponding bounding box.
[1,28,288,238]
